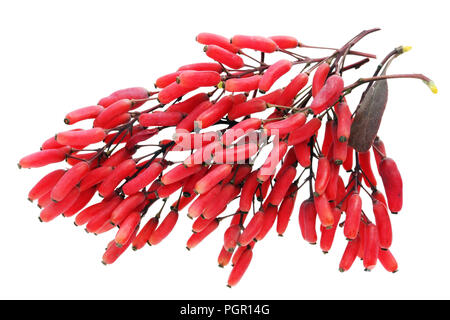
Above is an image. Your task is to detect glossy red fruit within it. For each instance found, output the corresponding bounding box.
[228,98,266,120]
[176,101,212,132]
[276,73,309,106]
[255,205,278,241]
[64,105,104,125]
[115,211,141,247]
[320,207,341,253]
[155,71,182,88]
[267,166,296,206]
[221,118,261,146]
[194,164,232,195]
[85,195,122,233]
[156,179,185,199]
[372,136,386,171]
[224,224,242,252]
[132,217,158,250]
[51,161,90,202]
[148,211,179,245]
[177,70,221,88]
[363,223,379,271]
[139,111,184,127]
[287,118,321,146]
[379,158,403,213]
[269,35,299,49]
[259,59,292,92]
[28,169,66,202]
[358,151,377,187]
[372,199,392,249]
[299,199,317,244]
[98,87,149,108]
[56,128,106,146]
[19,147,70,169]
[231,35,278,53]
[39,187,80,222]
[63,187,96,217]
[312,63,330,97]
[315,157,331,196]
[313,193,334,228]
[293,140,310,168]
[342,145,354,171]
[195,96,234,129]
[257,141,288,181]
[276,185,297,236]
[378,249,398,273]
[339,236,361,272]
[228,247,253,288]
[94,99,132,128]
[102,228,137,265]
[98,159,136,197]
[157,82,198,105]
[264,113,306,136]
[178,62,223,73]
[224,75,262,93]
[239,171,259,213]
[238,211,265,246]
[186,219,220,250]
[166,93,209,114]
[196,32,239,53]
[213,143,258,164]
[204,45,244,69]
[202,184,239,219]
[188,184,222,219]
[335,100,352,142]
[344,193,362,240]
[110,192,146,225]
[218,246,233,267]
[122,162,163,196]
[79,166,113,192]
[310,75,344,114]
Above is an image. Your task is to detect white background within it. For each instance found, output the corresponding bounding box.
[0,0,448,299]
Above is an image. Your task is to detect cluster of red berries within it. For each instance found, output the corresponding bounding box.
[19,30,436,287]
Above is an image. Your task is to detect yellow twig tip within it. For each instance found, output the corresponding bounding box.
[402,46,412,53]
[426,80,438,94]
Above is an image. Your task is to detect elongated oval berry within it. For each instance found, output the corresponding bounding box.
[228,98,266,120]
[344,193,362,240]
[178,62,223,73]
[264,113,306,136]
[231,35,278,53]
[224,224,242,252]
[139,111,184,127]
[63,186,97,217]
[94,99,132,128]
[194,164,232,195]
[325,162,340,201]
[276,73,309,106]
[239,171,259,213]
[98,159,136,197]
[221,118,261,146]
[85,195,123,233]
[28,169,66,201]
[156,179,185,199]
[79,166,113,192]
[378,249,398,273]
[64,105,104,125]
[102,229,137,265]
[184,141,221,167]
[56,128,106,146]
[276,189,297,236]
[166,93,209,114]
[187,219,220,250]
[132,217,158,250]
[342,145,354,171]
[315,157,331,196]
[75,201,107,226]
[98,87,149,108]
[19,147,70,169]
[238,211,265,246]
[320,207,342,253]
[148,211,179,246]
[121,162,163,196]
[176,101,212,132]
[267,166,296,206]
[310,75,344,115]
[339,236,361,272]
[213,143,258,164]
[287,118,321,145]
[372,199,392,249]
[204,45,244,69]
[196,32,239,53]
[299,199,317,244]
[155,71,182,88]
[203,184,239,219]
[257,141,288,181]
[363,223,379,271]
[372,136,386,172]
[177,70,221,88]
[39,187,80,222]
[218,246,233,267]
[379,158,402,213]
[255,205,278,241]
[269,35,299,49]
[358,151,377,187]
[158,82,198,104]
[224,75,262,93]
[312,63,330,97]
[115,211,141,247]
[182,166,209,197]
[335,100,352,142]
[110,192,146,225]
[228,247,253,287]
[102,113,131,129]
[314,193,334,228]
[293,140,311,168]
[50,161,89,202]
[195,95,234,129]
[259,59,292,93]
[161,164,202,186]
